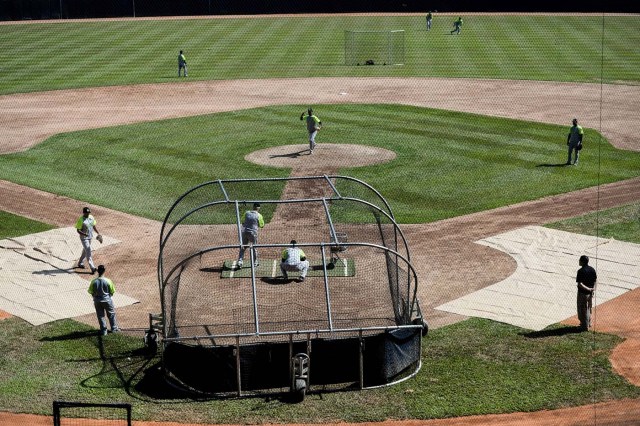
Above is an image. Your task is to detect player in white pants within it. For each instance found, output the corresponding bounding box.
[300,107,322,153]
[281,240,309,282]
[237,203,264,267]
[76,207,101,274]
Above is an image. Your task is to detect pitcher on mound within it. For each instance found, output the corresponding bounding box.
[300,107,322,154]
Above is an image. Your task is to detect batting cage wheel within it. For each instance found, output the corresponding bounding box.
[156,175,427,396]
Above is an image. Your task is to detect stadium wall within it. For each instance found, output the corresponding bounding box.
[0,0,635,21]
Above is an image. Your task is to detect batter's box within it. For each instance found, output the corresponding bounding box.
[220,259,355,279]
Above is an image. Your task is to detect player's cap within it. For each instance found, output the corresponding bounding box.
[579,255,589,264]
[83,207,91,214]
[307,107,313,115]
[290,240,297,246]
[253,202,261,209]
[97,264,106,274]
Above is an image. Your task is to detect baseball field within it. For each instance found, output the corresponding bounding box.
[0,12,639,425]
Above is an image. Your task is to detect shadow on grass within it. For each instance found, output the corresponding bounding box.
[536,163,571,167]
[270,149,309,159]
[521,325,583,338]
[40,329,100,341]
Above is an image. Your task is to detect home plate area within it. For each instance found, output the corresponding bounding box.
[220,258,356,279]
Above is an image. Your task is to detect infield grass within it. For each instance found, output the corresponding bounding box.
[0,317,638,422]
[0,210,55,239]
[546,201,640,244]
[1,104,638,223]
[0,14,638,95]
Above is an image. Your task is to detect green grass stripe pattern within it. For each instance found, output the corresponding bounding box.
[1,104,638,224]
[221,258,355,278]
[1,15,638,94]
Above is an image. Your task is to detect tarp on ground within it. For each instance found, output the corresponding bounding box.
[436,226,640,331]
[0,227,138,325]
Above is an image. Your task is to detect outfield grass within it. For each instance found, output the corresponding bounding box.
[546,201,640,244]
[0,316,637,423]
[0,15,638,95]
[0,104,638,223]
[0,210,55,239]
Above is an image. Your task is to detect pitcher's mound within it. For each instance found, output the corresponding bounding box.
[245,143,396,169]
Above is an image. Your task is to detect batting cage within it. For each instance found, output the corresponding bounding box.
[156,175,426,397]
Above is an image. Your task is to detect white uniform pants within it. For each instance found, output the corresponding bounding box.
[78,238,95,270]
[308,130,317,151]
[281,260,309,278]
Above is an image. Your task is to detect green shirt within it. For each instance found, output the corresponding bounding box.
[75,214,96,240]
[304,114,321,133]
[88,276,115,302]
[568,125,584,144]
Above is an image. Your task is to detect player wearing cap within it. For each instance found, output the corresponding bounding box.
[300,107,322,153]
[566,118,584,165]
[237,203,265,268]
[75,206,101,274]
[88,264,120,335]
[280,240,309,282]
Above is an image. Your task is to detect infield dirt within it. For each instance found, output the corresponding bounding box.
[0,76,639,425]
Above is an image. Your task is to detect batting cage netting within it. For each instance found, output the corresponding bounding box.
[157,175,426,395]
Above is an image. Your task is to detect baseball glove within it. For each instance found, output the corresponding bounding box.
[96,234,103,244]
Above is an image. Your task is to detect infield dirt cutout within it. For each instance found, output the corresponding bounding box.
[0,75,639,425]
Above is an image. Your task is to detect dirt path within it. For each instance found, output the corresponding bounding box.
[2,78,640,155]
[0,77,639,424]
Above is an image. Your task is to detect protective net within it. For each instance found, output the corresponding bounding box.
[158,176,423,393]
[53,401,131,426]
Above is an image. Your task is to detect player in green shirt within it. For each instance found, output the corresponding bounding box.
[451,17,463,35]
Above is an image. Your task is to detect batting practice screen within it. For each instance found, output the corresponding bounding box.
[157,175,425,394]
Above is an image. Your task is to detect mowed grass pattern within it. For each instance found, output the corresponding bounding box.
[0,15,638,94]
[0,104,638,223]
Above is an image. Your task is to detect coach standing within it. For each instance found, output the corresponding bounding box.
[88,265,120,336]
[576,255,597,331]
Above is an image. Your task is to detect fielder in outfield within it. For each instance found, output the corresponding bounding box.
[300,107,322,153]
[178,50,187,77]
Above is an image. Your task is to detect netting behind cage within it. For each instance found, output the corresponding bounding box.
[158,177,419,343]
